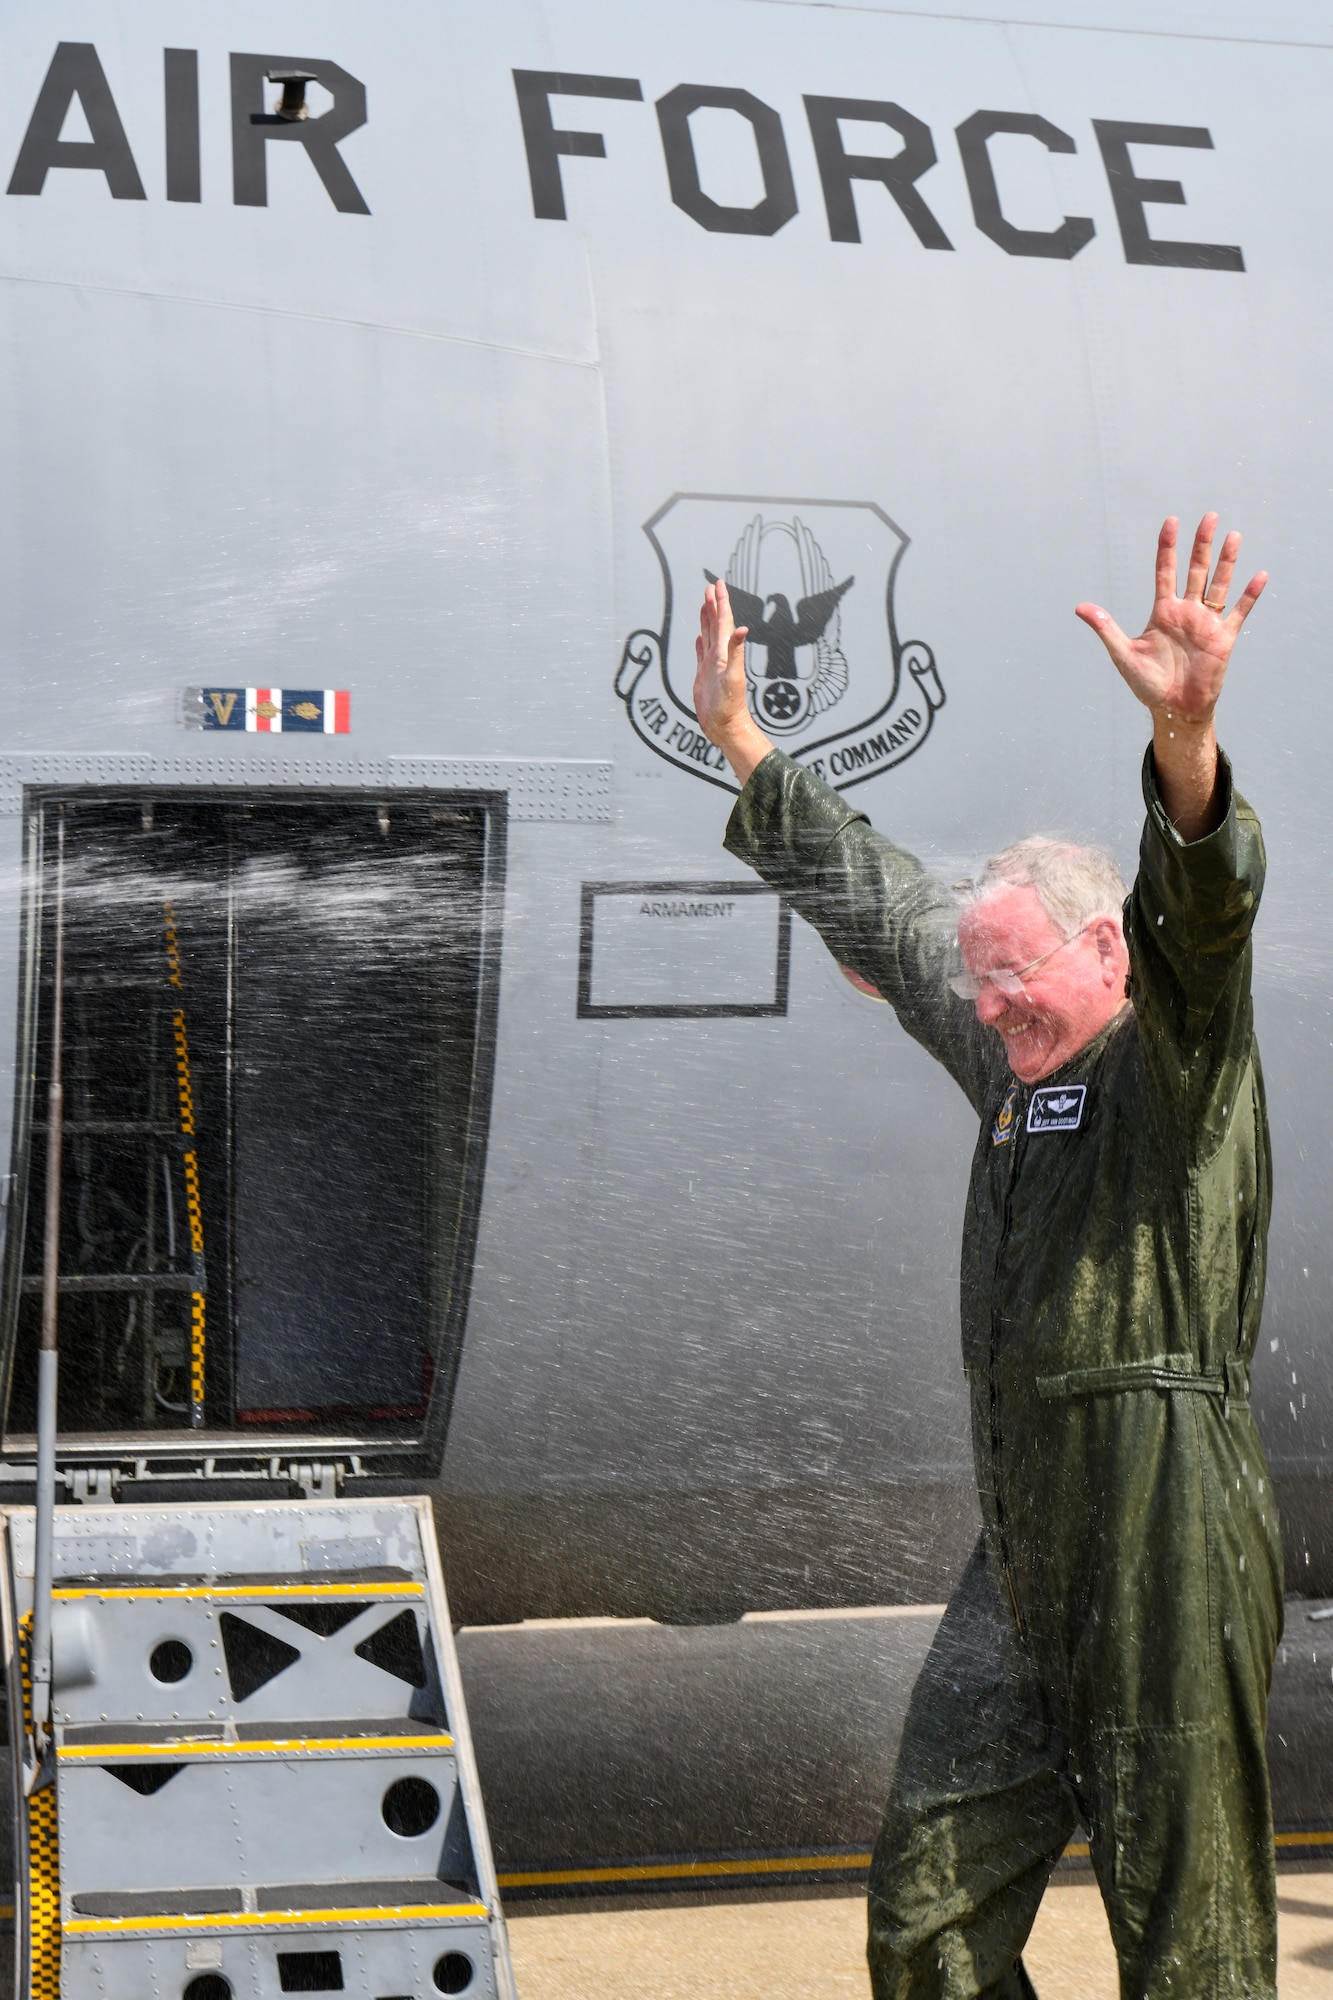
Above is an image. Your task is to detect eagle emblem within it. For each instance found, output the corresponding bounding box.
[705,515,852,734]
[615,492,944,794]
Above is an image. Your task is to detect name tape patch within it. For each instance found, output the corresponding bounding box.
[1026,1084,1086,1134]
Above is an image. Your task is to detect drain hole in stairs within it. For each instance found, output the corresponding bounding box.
[277,1952,344,1992]
[354,1609,426,1686]
[219,1613,301,1702]
[381,1775,440,1837]
[106,1762,186,1795]
[183,1977,231,2000]
[433,1954,474,1995]
[268,1603,368,1638]
[151,1640,193,1683]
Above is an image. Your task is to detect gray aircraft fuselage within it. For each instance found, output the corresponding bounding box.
[0,0,1328,1627]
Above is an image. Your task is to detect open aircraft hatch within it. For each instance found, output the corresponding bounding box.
[0,789,505,1490]
[0,790,516,2000]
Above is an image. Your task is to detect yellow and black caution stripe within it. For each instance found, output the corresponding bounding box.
[28,1789,59,1996]
[51,1580,423,1603]
[497,1851,872,1894]
[19,1614,61,1998]
[496,1827,1333,1899]
[162,902,205,1424]
[59,1732,454,1764]
[64,1903,488,1940]
[1276,1828,1333,1855]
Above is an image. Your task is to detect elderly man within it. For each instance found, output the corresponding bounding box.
[694,516,1280,2000]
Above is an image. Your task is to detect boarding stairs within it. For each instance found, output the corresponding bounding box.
[1,1495,515,2000]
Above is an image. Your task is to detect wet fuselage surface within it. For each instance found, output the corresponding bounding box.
[0,0,1329,1876]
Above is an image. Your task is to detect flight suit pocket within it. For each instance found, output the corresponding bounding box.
[1107,1721,1216,1902]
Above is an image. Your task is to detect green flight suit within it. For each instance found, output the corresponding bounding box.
[724,746,1282,2000]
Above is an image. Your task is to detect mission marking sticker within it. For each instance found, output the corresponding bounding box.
[1026,1084,1087,1133]
[183,689,351,733]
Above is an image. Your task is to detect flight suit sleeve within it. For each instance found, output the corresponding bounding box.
[723,749,996,1113]
[1128,745,1265,1162]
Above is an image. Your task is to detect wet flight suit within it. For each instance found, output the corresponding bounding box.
[724,747,1282,2000]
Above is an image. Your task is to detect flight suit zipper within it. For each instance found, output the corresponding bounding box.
[990,1091,1024,1636]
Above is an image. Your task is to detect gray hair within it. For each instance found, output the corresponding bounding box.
[960,836,1128,941]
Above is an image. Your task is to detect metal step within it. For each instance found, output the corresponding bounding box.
[57,1731,464,1900]
[2,1496,515,2000]
[20,1274,201,1296]
[32,1122,183,1138]
[69,1879,481,1919]
[46,1570,432,1728]
[61,1911,499,2000]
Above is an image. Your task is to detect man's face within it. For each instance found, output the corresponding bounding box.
[956,883,1125,1083]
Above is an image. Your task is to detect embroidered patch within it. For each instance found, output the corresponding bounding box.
[991,1081,1019,1146]
[1027,1084,1086,1133]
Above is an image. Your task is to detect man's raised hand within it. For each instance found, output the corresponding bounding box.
[1075,513,1267,724]
[694,579,773,787]
[1076,513,1267,841]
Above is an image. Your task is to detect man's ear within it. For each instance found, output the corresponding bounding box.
[1092,915,1125,985]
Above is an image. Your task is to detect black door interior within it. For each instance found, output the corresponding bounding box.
[1,791,502,1456]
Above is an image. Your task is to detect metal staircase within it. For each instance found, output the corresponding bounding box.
[1,1495,516,2000]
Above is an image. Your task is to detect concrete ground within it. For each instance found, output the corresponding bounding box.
[506,1869,1333,2000]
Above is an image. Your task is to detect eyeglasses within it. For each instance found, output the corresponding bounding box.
[947,924,1091,1002]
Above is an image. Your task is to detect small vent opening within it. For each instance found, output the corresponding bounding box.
[433,1955,474,1995]
[354,1608,426,1686]
[105,1762,185,1795]
[381,1775,441,1837]
[150,1639,193,1683]
[277,1952,344,1992]
[184,1978,232,2000]
[219,1612,301,1701]
[267,1602,367,1638]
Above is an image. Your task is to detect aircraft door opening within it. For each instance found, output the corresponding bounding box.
[0,790,504,1475]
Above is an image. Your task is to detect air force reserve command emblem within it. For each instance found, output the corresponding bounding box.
[615,494,944,793]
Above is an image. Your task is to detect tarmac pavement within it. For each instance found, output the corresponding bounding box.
[506,1869,1333,2000]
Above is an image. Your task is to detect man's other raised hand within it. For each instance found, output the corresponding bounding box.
[694,579,774,789]
[1075,512,1265,722]
[1076,513,1267,841]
